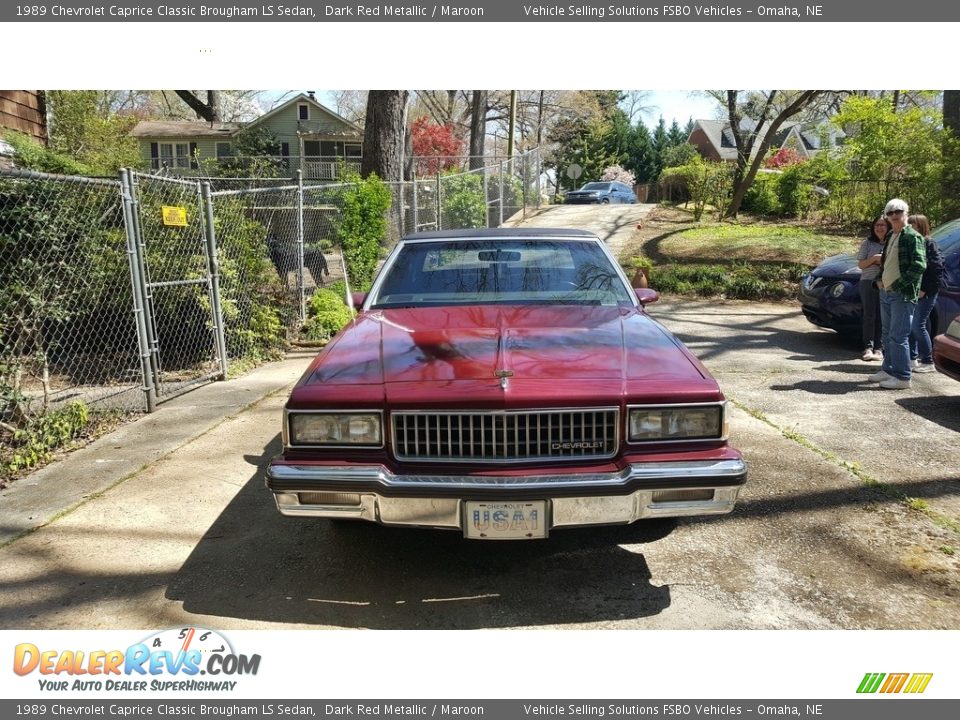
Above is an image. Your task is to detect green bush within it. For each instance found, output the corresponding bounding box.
[302,289,353,341]
[777,165,815,217]
[660,157,731,221]
[742,172,781,216]
[2,131,91,175]
[442,172,486,229]
[4,401,89,473]
[335,174,392,288]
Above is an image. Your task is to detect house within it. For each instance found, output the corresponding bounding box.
[1,90,48,169]
[688,117,842,163]
[130,92,363,180]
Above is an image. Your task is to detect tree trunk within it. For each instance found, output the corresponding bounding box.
[469,90,487,170]
[175,91,219,122]
[724,90,820,218]
[944,90,960,221]
[361,90,408,181]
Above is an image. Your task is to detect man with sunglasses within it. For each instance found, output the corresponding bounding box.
[869,198,927,389]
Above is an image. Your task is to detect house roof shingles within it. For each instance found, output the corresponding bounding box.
[130,121,241,138]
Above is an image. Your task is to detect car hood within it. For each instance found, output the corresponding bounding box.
[291,305,718,407]
[811,253,860,278]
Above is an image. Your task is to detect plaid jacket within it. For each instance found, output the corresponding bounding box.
[881,225,927,302]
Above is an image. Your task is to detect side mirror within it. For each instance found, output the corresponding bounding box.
[351,292,367,309]
[635,288,660,306]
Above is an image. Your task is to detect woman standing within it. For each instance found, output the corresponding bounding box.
[907,214,944,373]
[856,216,890,361]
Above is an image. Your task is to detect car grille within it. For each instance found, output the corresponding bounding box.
[391,409,619,463]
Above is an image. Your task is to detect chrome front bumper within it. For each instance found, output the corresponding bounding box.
[266,459,746,532]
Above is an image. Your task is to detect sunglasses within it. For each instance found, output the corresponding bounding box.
[885,209,904,216]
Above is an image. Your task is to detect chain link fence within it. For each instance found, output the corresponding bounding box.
[1,147,543,433]
[1,169,142,421]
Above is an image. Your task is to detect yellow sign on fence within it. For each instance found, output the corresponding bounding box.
[161,206,188,227]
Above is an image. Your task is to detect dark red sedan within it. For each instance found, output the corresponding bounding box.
[266,228,746,539]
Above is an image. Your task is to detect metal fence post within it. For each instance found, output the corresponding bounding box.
[296,169,306,323]
[498,161,505,226]
[119,169,157,413]
[435,172,441,230]
[127,171,163,399]
[522,157,528,220]
[201,181,229,380]
[411,172,419,232]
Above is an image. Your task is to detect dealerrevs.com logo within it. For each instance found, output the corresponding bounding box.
[857,672,933,694]
[13,627,261,692]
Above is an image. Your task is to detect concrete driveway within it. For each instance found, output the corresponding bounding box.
[507,202,655,259]
[1,206,958,630]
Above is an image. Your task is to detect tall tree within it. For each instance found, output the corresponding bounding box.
[719,90,821,218]
[943,90,960,221]
[361,90,409,181]
[667,119,686,146]
[469,90,487,169]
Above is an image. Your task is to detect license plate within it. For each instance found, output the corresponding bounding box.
[464,500,547,540]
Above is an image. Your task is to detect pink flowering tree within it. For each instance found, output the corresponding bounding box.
[600,164,636,186]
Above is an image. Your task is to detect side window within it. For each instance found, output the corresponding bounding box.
[298,104,309,120]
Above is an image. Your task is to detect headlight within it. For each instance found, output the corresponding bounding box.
[628,404,724,442]
[830,282,846,298]
[288,412,382,446]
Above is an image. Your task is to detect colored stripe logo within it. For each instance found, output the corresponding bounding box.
[857,673,933,694]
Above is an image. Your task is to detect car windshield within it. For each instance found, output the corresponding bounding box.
[370,239,634,309]
[580,182,610,191]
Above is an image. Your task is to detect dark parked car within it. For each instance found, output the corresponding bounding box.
[799,218,960,338]
[266,228,746,540]
[565,181,637,204]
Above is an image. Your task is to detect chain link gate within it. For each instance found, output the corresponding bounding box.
[121,171,227,410]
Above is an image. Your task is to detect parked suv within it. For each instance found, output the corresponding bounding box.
[565,182,637,204]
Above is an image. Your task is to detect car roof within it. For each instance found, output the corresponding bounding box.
[402,227,599,241]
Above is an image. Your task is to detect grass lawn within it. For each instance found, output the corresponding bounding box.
[658,221,857,266]
[620,206,862,301]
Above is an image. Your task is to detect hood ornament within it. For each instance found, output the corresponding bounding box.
[494,369,514,390]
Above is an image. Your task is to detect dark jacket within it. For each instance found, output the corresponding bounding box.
[920,238,944,297]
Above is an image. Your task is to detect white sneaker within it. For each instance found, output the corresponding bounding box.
[912,358,920,368]
[868,370,893,383]
[879,377,911,389]
[862,349,880,361]
[913,363,936,374]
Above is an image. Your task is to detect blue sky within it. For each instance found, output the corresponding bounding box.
[642,90,721,126]
[267,90,722,128]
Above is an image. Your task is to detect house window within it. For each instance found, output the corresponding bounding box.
[298,104,309,121]
[345,144,362,158]
[215,142,233,159]
[159,142,191,169]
